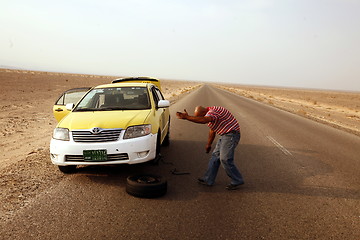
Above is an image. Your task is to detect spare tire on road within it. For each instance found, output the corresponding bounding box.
[126,175,167,198]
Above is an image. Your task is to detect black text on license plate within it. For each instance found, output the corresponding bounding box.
[83,150,107,161]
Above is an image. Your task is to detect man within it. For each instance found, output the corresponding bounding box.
[176,106,244,190]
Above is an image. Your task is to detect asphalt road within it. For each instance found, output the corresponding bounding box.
[1,85,359,240]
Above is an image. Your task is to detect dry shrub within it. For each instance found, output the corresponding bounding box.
[298,109,307,115]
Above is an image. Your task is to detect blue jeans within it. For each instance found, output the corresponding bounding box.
[203,131,244,185]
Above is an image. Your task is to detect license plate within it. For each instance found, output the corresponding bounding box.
[83,150,107,161]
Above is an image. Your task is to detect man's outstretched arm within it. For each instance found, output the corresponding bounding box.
[176,109,212,124]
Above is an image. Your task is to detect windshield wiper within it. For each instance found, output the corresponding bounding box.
[74,108,99,112]
[100,107,132,111]
[74,107,136,112]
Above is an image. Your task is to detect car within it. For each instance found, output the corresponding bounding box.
[50,77,170,173]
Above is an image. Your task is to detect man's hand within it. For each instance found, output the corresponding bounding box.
[206,130,215,153]
[176,109,189,120]
[205,144,212,153]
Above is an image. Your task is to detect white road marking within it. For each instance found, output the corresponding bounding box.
[266,136,293,156]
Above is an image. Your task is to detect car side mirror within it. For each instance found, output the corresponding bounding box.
[66,103,75,111]
[158,100,170,108]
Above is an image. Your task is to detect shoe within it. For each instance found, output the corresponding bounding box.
[226,183,244,190]
[197,178,212,186]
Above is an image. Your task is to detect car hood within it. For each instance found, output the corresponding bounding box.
[57,110,151,130]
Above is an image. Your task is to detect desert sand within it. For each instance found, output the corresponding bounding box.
[216,84,360,137]
[1,68,359,222]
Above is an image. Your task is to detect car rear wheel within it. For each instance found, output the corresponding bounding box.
[126,175,167,198]
[156,130,161,156]
[58,165,77,174]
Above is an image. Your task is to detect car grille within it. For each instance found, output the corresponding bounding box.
[65,153,129,162]
[72,129,122,142]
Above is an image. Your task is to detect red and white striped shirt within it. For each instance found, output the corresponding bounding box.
[205,106,240,135]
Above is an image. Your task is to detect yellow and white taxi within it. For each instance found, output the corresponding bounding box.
[50,77,170,173]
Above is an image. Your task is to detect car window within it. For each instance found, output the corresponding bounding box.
[155,88,164,100]
[151,87,164,103]
[55,91,87,105]
[151,88,159,103]
[74,87,150,111]
[55,88,90,105]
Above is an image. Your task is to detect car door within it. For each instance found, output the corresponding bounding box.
[151,86,170,141]
[53,88,90,122]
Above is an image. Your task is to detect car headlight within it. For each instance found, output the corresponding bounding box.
[124,125,151,139]
[53,128,70,141]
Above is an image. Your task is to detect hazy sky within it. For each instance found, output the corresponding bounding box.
[1,0,359,91]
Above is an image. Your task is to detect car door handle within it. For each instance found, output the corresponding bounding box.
[55,108,63,112]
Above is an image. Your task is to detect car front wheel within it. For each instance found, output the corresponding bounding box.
[162,130,170,147]
[150,131,162,165]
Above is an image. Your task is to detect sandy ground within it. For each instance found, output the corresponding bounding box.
[216,84,360,137]
[1,69,359,223]
[0,69,200,221]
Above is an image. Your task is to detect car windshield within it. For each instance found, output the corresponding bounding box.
[74,87,151,111]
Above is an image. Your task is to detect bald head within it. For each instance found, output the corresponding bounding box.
[194,106,208,117]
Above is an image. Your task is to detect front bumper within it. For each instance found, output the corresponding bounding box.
[50,133,157,166]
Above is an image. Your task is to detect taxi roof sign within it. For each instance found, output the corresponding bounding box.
[112,77,161,90]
